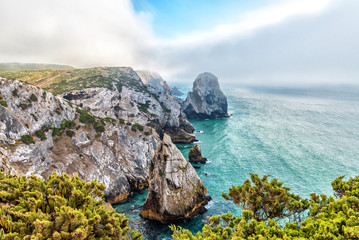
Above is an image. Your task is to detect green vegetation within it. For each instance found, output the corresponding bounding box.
[35,130,47,141]
[77,108,105,133]
[119,118,125,124]
[66,130,75,137]
[29,93,38,101]
[60,120,76,129]
[12,89,18,97]
[0,172,142,239]
[137,101,150,114]
[131,123,144,132]
[171,174,359,239]
[20,134,35,145]
[18,101,31,110]
[0,100,7,107]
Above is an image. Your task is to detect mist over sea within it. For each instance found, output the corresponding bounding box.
[115,86,359,239]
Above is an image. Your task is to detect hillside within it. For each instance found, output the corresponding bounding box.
[0,67,195,143]
[0,62,74,71]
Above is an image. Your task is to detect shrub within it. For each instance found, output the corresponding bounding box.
[144,131,151,136]
[0,172,142,239]
[93,121,105,133]
[21,134,35,145]
[172,174,359,240]
[77,108,95,124]
[60,120,76,129]
[29,93,38,101]
[66,130,75,137]
[0,100,7,107]
[12,88,18,97]
[131,123,144,132]
[35,130,47,140]
[119,118,125,124]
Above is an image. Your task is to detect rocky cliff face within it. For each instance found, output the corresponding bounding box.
[140,134,209,223]
[57,68,195,143]
[0,77,159,204]
[182,72,229,119]
[136,70,171,95]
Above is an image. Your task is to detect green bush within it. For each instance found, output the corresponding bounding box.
[77,108,95,124]
[29,93,38,101]
[171,174,359,240]
[12,88,18,97]
[93,121,105,133]
[0,172,142,240]
[0,100,7,107]
[21,134,35,145]
[60,120,76,129]
[131,123,144,132]
[119,118,125,124]
[35,130,47,140]
[66,130,75,137]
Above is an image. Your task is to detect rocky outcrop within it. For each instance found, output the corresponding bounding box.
[182,72,229,119]
[136,70,171,95]
[188,145,207,163]
[0,77,159,204]
[171,87,184,97]
[140,134,210,223]
[60,68,195,143]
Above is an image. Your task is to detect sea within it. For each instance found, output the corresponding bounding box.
[115,86,359,239]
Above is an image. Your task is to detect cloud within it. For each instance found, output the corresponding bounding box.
[0,0,358,87]
[0,0,156,68]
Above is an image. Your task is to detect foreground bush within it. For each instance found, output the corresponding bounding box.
[0,172,142,240]
[171,174,359,239]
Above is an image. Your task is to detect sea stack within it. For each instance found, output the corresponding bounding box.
[189,145,207,163]
[140,134,209,223]
[182,72,229,119]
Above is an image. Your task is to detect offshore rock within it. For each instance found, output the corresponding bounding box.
[182,72,229,119]
[140,134,209,223]
[188,145,207,163]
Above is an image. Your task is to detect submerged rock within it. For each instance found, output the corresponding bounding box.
[188,145,207,163]
[182,72,229,119]
[140,134,209,223]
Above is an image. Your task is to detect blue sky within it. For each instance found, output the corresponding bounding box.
[132,0,273,37]
[0,0,359,86]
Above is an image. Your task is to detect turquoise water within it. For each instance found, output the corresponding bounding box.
[115,87,359,239]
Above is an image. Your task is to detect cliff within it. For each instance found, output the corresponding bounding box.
[182,72,229,119]
[0,67,195,143]
[0,77,158,204]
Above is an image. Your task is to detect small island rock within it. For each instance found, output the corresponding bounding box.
[182,72,229,119]
[189,145,207,163]
[140,134,210,223]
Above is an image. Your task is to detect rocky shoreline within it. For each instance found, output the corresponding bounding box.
[0,68,228,223]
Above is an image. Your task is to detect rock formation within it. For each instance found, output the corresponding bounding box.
[140,134,210,223]
[0,77,158,204]
[182,72,229,119]
[188,145,207,163]
[171,87,184,97]
[136,70,171,95]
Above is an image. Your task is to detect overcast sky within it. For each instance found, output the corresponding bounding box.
[0,0,358,86]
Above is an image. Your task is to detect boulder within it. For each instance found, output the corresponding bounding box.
[188,145,207,163]
[140,134,210,223]
[182,72,229,119]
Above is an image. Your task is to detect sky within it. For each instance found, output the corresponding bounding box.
[0,0,358,87]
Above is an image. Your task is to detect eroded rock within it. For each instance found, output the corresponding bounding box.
[140,134,210,223]
[189,145,207,163]
[182,72,229,119]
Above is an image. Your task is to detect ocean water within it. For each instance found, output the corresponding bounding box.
[115,86,359,239]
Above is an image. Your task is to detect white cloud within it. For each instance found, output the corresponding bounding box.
[1,0,358,86]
